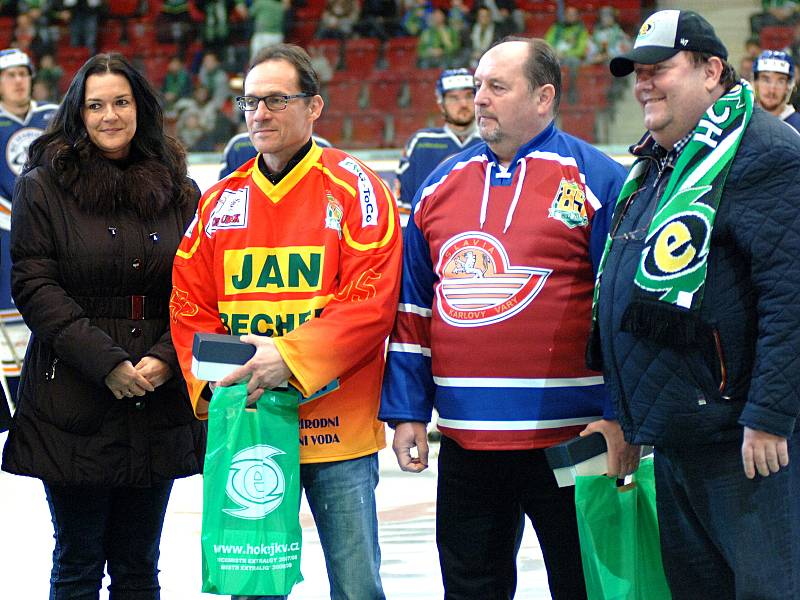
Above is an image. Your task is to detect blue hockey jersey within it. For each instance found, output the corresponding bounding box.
[0,100,57,377]
[380,121,626,450]
[219,131,332,179]
[396,124,482,207]
[0,101,57,312]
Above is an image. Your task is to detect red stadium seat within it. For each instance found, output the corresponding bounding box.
[315,111,346,147]
[559,106,596,143]
[387,109,432,147]
[524,12,557,38]
[326,76,365,113]
[341,38,380,77]
[366,71,407,111]
[0,17,14,48]
[345,111,387,149]
[307,39,341,70]
[384,37,419,72]
[761,25,794,50]
[288,19,318,46]
[574,64,611,108]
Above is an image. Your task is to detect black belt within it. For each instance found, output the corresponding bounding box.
[74,295,168,320]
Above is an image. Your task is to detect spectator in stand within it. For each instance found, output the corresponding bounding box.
[25,2,60,60]
[753,50,800,131]
[545,5,589,64]
[178,110,210,151]
[316,0,360,40]
[586,6,631,64]
[174,84,221,151]
[33,52,62,102]
[58,0,103,56]
[741,55,755,82]
[197,51,230,110]
[246,0,290,61]
[746,36,762,59]
[355,0,402,41]
[473,0,523,37]
[308,44,334,100]
[751,0,799,35]
[156,0,197,59]
[417,8,461,69]
[30,79,52,103]
[402,0,432,36]
[197,0,246,55]
[162,56,193,113]
[448,0,469,35]
[468,6,496,68]
[395,68,480,209]
[13,11,36,55]
[545,5,589,103]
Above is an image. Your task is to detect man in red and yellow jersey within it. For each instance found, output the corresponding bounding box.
[171,44,401,600]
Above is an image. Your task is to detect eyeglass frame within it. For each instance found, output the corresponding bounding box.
[235,93,315,112]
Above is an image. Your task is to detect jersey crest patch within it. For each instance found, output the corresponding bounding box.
[6,127,43,177]
[324,191,343,238]
[205,186,249,236]
[548,178,588,228]
[435,232,551,327]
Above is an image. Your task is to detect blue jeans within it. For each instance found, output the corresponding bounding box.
[655,430,800,599]
[234,453,385,600]
[44,480,173,600]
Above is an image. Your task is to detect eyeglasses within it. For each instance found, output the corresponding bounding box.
[235,93,313,112]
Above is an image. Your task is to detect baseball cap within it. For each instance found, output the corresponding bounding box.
[0,48,33,75]
[610,10,728,77]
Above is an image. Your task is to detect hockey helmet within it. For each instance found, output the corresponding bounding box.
[436,68,475,101]
[0,48,34,76]
[753,50,795,80]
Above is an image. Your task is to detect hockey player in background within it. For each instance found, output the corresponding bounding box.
[752,49,800,132]
[395,68,481,209]
[0,48,57,431]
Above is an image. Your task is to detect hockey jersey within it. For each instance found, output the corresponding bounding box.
[0,101,57,376]
[780,104,800,133]
[172,141,402,463]
[219,131,332,179]
[396,124,482,207]
[380,122,626,451]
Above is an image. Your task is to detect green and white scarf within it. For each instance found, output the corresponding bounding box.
[590,81,753,356]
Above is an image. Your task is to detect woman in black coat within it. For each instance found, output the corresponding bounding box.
[1,53,206,599]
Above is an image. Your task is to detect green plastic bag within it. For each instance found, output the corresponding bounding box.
[574,458,672,600]
[201,384,303,596]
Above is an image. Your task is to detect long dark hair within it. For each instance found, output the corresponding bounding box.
[26,53,193,204]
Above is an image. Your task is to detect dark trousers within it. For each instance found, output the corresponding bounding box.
[655,431,800,600]
[44,480,174,600]
[436,436,586,600]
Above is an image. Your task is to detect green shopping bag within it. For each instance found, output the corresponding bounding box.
[201,384,303,596]
[574,458,671,600]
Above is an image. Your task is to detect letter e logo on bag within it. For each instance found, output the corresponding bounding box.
[224,444,285,520]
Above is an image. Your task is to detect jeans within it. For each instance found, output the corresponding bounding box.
[234,452,385,600]
[436,435,586,600]
[655,431,800,600]
[44,480,174,600]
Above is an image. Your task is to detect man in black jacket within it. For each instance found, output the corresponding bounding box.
[591,9,800,599]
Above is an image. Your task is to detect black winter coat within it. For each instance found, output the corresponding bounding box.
[597,108,800,447]
[2,150,207,486]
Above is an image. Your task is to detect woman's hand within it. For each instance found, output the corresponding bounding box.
[104,360,155,400]
[134,356,173,389]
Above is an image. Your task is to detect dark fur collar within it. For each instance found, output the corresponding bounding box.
[51,147,178,220]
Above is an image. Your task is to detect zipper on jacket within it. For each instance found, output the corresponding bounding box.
[45,357,58,381]
[712,329,730,399]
